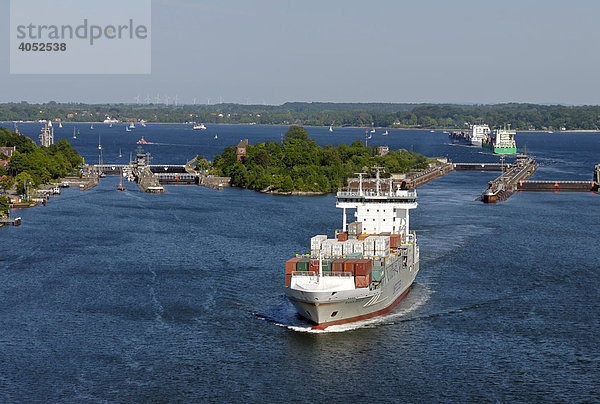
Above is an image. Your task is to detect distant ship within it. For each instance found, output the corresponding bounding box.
[193,123,207,130]
[285,169,420,329]
[482,125,517,154]
[449,124,491,147]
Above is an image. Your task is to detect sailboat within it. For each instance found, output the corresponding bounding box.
[214,134,218,139]
[59,122,63,128]
[129,122,136,129]
[329,126,333,132]
[126,126,131,132]
[72,127,77,139]
[109,123,113,128]
[117,169,125,191]
[118,148,122,158]
[370,128,376,133]
[382,130,389,136]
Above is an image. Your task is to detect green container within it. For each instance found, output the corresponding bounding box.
[322,261,332,272]
[296,258,310,272]
[372,268,384,282]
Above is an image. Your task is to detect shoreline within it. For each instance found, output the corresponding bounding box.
[3,121,599,133]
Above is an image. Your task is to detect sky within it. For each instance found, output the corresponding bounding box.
[2,0,600,105]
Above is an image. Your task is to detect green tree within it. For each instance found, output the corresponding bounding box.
[0,195,8,216]
[285,125,308,141]
[15,171,34,196]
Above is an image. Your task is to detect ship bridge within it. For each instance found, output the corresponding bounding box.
[337,169,418,235]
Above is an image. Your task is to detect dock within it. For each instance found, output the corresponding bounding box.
[0,217,21,226]
[480,155,537,203]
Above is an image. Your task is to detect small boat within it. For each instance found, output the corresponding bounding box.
[329,126,333,132]
[214,135,218,139]
[430,130,435,133]
[137,136,148,144]
[109,123,113,128]
[72,128,77,139]
[370,128,376,133]
[90,124,94,130]
[382,130,388,136]
[59,122,63,128]
[129,122,136,129]
[126,126,131,132]
[140,120,147,127]
[193,123,207,130]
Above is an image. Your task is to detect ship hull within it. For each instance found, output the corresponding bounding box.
[286,259,419,329]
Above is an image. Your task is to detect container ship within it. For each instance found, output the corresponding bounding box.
[448,124,491,146]
[284,170,420,329]
[482,125,517,154]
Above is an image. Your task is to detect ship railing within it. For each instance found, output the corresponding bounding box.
[292,271,353,277]
[337,190,417,198]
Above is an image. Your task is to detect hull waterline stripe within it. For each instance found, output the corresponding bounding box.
[311,285,412,330]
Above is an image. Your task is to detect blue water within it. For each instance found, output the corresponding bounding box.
[1,123,599,402]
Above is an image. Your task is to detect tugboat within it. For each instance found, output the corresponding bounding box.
[285,168,420,329]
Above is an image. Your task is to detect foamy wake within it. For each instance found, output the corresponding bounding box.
[278,283,433,334]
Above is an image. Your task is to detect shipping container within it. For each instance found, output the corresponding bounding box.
[309,259,332,273]
[344,258,362,275]
[390,234,401,249]
[337,232,348,242]
[348,221,362,237]
[358,233,376,241]
[332,258,347,274]
[319,240,333,257]
[346,252,362,259]
[354,259,373,276]
[296,258,310,272]
[285,257,303,275]
[374,236,390,252]
[330,240,344,257]
[372,268,384,282]
[310,235,327,249]
[354,273,372,288]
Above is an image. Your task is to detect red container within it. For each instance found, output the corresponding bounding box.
[354,259,372,276]
[344,259,361,275]
[309,259,320,274]
[358,233,376,241]
[390,234,401,249]
[285,257,302,275]
[332,258,347,274]
[337,232,348,242]
[285,274,292,287]
[354,273,372,288]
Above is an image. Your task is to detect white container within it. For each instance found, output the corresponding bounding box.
[310,235,327,250]
[331,240,344,257]
[319,239,333,257]
[364,236,377,255]
[349,240,364,254]
[374,236,390,253]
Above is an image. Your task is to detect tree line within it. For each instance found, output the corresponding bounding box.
[3,102,600,130]
[0,127,84,196]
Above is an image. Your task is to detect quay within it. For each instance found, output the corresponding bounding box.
[480,155,537,203]
[0,216,21,226]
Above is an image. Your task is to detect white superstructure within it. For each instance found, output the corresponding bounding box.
[469,124,491,146]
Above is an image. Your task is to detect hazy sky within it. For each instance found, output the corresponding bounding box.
[2,0,600,105]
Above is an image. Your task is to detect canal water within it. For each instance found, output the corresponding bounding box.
[1,123,599,401]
